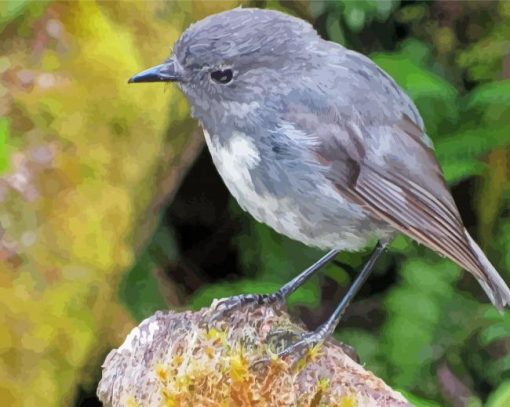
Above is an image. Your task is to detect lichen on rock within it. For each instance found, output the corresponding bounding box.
[98,301,410,406]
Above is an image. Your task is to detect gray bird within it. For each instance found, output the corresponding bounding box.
[129,8,510,356]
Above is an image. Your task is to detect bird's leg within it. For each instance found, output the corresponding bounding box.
[277,240,388,359]
[209,249,340,323]
[277,248,341,299]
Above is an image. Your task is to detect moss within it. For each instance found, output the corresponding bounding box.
[98,303,410,406]
[0,1,236,404]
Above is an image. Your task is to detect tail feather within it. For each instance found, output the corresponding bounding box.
[464,230,510,311]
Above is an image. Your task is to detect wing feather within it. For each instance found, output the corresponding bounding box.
[350,165,482,275]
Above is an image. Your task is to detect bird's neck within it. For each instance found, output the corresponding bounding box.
[192,101,272,145]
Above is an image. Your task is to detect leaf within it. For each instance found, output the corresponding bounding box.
[0,0,31,29]
[486,381,510,407]
[479,321,510,347]
[440,160,485,184]
[467,80,510,109]
[398,39,433,67]
[435,125,510,183]
[326,10,345,44]
[372,44,459,137]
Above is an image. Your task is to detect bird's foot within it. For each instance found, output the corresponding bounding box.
[207,291,285,326]
[277,329,325,360]
[251,329,327,369]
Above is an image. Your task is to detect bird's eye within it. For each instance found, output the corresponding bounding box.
[210,68,233,84]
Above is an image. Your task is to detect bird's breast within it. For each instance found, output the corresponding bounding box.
[202,128,262,209]
[202,128,386,251]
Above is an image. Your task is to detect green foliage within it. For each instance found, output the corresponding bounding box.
[457,2,510,82]
[487,381,510,407]
[120,222,176,320]
[468,80,510,110]
[0,0,31,29]
[312,0,398,40]
[372,40,459,138]
[398,390,442,407]
[0,118,10,174]
[0,0,49,34]
[381,259,477,395]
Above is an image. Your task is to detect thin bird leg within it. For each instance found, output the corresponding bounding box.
[209,249,340,323]
[278,248,340,298]
[277,240,388,359]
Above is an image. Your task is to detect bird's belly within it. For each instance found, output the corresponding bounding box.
[239,193,377,251]
[203,129,388,251]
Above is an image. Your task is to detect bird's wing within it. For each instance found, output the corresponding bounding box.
[291,107,480,275]
[309,111,507,304]
[283,48,510,307]
[325,116,481,274]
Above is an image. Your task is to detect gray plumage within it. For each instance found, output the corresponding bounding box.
[143,8,510,310]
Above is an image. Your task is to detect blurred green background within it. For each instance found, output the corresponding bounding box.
[1,0,510,406]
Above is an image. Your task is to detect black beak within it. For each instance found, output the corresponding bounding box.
[128,59,183,83]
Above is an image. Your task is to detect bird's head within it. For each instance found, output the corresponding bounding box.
[129,8,320,127]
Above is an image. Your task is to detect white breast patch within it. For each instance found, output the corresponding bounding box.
[203,129,261,209]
